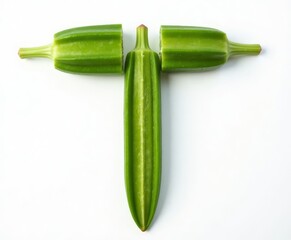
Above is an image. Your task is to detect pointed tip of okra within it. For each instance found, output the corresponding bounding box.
[138,222,149,232]
[131,214,151,232]
[140,226,147,232]
[136,215,156,232]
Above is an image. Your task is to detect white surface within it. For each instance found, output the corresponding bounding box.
[0,0,290,239]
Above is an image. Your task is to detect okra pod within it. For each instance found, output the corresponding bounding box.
[19,24,123,73]
[160,25,261,71]
[124,25,161,231]
[18,23,262,232]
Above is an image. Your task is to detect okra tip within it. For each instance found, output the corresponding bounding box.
[138,222,150,232]
[140,226,147,232]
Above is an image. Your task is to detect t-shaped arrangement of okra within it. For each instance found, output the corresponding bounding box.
[18,24,261,231]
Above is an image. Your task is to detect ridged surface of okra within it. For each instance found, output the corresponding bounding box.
[124,25,161,231]
[19,24,123,73]
[160,25,261,71]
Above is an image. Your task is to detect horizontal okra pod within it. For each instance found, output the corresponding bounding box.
[124,25,161,231]
[160,25,261,71]
[19,24,123,73]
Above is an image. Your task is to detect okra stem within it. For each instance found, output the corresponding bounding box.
[135,24,150,49]
[18,44,52,59]
[229,41,261,56]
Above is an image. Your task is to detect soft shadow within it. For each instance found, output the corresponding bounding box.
[224,53,263,72]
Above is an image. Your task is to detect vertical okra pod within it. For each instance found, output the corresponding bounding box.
[160,25,261,71]
[124,25,161,231]
[19,24,123,73]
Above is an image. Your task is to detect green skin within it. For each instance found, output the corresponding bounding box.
[160,25,261,71]
[18,24,123,74]
[124,25,161,231]
[18,24,261,232]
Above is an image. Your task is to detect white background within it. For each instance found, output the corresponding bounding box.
[0,0,290,239]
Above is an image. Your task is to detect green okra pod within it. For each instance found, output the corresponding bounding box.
[19,24,123,73]
[124,25,161,231]
[160,25,261,71]
[18,23,262,232]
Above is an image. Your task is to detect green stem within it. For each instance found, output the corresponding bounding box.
[18,44,52,59]
[229,41,261,56]
[135,24,150,49]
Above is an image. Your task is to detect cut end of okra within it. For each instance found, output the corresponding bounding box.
[18,24,123,74]
[160,25,262,72]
